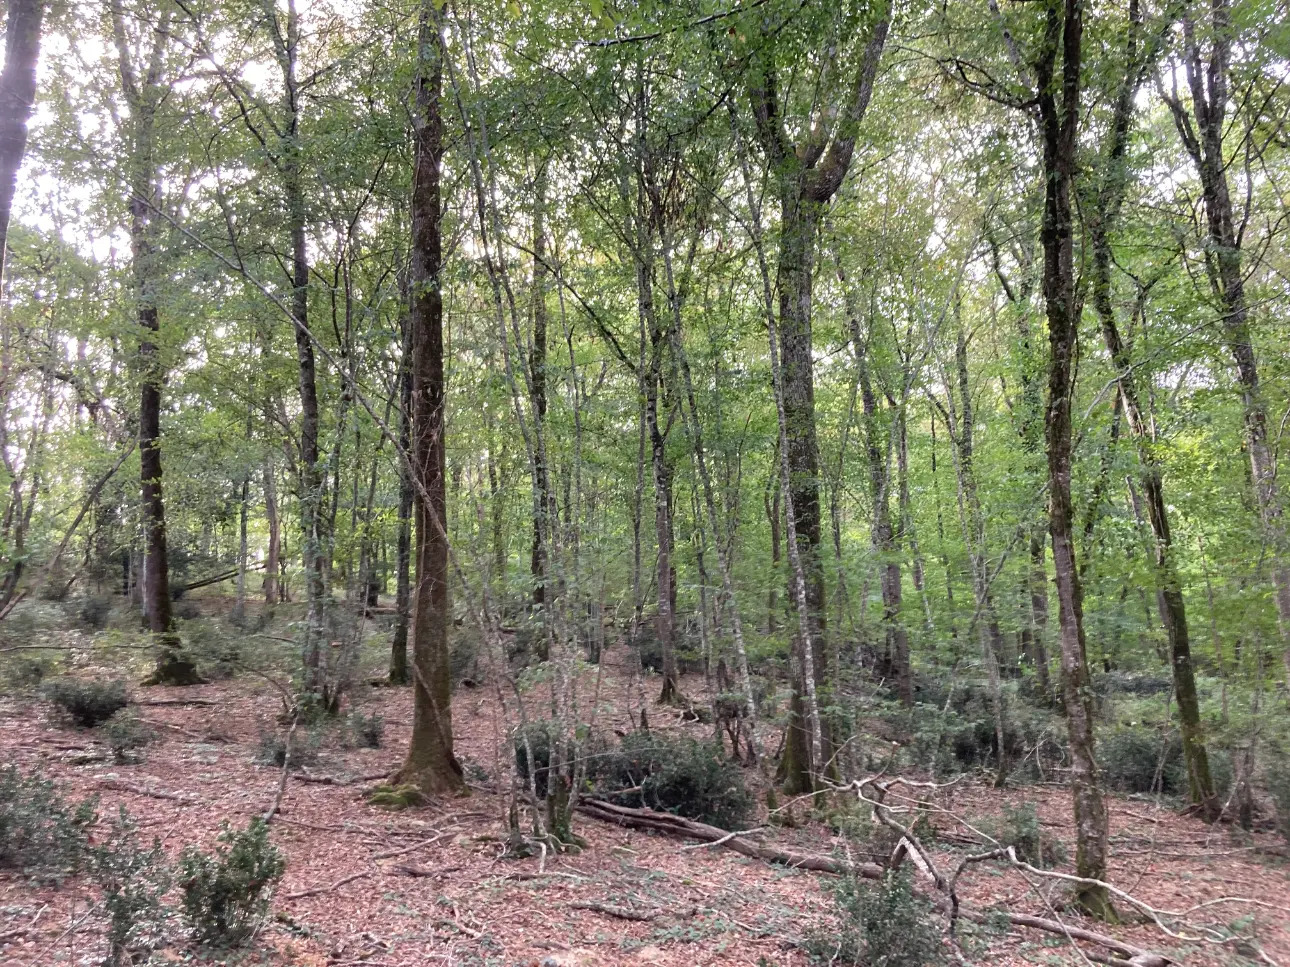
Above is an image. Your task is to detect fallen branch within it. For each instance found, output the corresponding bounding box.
[99,779,197,803]
[569,900,694,922]
[372,831,447,860]
[575,798,883,878]
[263,713,299,823]
[283,870,371,900]
[393,863,462,878]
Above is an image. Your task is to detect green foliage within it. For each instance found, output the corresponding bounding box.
[177,819,285,947]
[180,618,241,680]
[43,677,130,727]
[0,765,96,881]
[254,727,320,770]
[1,652,58,692]
[72,595,114,631]
[806,869,946,967]
[92,809,171,967]
[591,731,752,829]
[1099,726,1183,795]
[102,707,156,764]
[982,803,1066,868]
[345,708,384,748]
[1268,753,1290,844]
[366,784,426,809]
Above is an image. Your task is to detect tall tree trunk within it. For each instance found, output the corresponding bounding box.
[112,0,199,687]
[1037,0,1111,919]
[0,0,43,285]
[273,0,328,703]
[1162,0,1290,688]
[529,164,552,610]
[1088,0,1214,815]
[745,11,889,790]
[397,8,462,795]
[390,317,413,685]
[263,463,280,607]
[232,476,249,626]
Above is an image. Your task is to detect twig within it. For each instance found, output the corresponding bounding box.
[99,779,197,803]
[372,831,447,860]
[283,870,371,901]
[263,712,299,823]
[569,900,694,922]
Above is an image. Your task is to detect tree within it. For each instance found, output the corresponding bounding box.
[0,0,44,283]
[743,0,891,792]
[1036,0,1112,918]
[396,4,463,797]
[111,0,200,687]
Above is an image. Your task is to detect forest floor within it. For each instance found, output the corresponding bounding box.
[2,625,1289,966]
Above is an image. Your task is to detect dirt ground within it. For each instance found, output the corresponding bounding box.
[2,645,1288,967]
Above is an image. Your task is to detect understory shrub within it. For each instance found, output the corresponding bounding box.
[591,731,752,829]
[0,765,96,881]
[632,623,703,677]
[73,594,114,631]
[346,709,384,748]
[1,653,57,692]
[102,707,155,764]
[43,676,129,727]
[1099,726,1183,795]
[982,803,1066,868]
[92,809,171,967]
[1268,752,1290,844]
[181,619,241,680]
[178,819,285,947]
[255,727,320,770]
[513,720,606,800]
[806,868,946,966]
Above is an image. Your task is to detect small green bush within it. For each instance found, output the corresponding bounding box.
[0,765,96,881]
[92,809,171,967]
[591,731,752,829]
[177,819,285,947]
[513,720,570,800]
[345,709,384,749]
[254,727,320,771]
[74,595,114,631]
[102,708,155,764]
[1269,752,1290,844]
[1099,726,1182,795]
[983,803,1066,868]
[2,653,57,692]
[43,677,129,727]
[806,868,946,966]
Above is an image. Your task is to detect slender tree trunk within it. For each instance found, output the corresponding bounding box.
[390,318,414,685]
[111,1,199,687]
[0,0,43,286]
[263,463,280,607]
[232,476,249,626]
[1037,0,1111,918]
[1162,0,1290,688]
[529,164,552,610]
[397,8,462,795]
[765,469,780,633]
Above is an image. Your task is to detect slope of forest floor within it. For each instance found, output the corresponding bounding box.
[1,621,1288,966]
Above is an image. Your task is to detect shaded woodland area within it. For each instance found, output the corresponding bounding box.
[1,0,1290,964]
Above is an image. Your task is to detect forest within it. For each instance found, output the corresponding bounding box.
[0,0,1289,963]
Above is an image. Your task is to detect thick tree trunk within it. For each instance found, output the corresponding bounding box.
[1037,0,1111,919]
[0,0,43,283]
[398,9,463,795]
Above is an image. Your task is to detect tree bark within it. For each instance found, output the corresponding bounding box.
[529,164,552,610]
[397,7,463,796]
[111,0,199,687]
[263,462,280,606]
[1088,0,1214,816]
[1036,0,1111,919]
[390,315,413,686]
[745,8,890,791]
[0,0,44,284]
